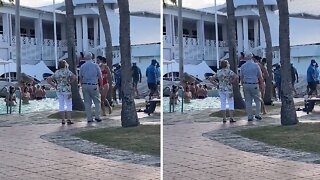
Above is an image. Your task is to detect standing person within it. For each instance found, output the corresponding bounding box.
[210,60,238,123]
[132,62,142,98]
[307,59,318,97]
[291,63,299,95]
[253,56,267,114]
[184,85,192,103]
[5,86,17,106]
[274,64,282,101]
[21,87,30,104]
[190,82,196,99]
[114,64,122,103]
[97,56,112,116]
[79,52,103,123]
[146,59,158,99]
[240,52,264,121]
[156,62,161,96]
[47,60,77,125]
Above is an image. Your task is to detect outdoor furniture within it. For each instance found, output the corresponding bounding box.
[304,98,320,114]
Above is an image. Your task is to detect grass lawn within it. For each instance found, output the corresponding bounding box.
[237,123,320,154]
[75,125,160,156]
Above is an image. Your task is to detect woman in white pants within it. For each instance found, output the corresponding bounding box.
[210,60,238,123]
[48,60,77,125]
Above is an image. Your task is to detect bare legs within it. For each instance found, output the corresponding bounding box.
[101,84,112,116]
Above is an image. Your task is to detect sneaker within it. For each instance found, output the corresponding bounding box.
[230,118,236,123]
[248,119,253,122]
[255,116,262,120]
[87,120,94,123]
[95,118,102,122]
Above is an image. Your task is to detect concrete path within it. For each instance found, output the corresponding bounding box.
[164,100,320,180]
[0,104,160,179]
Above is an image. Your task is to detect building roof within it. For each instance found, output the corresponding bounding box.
[263,11,320,47]
[288,0,320,17]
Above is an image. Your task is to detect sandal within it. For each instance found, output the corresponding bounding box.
[61,120,65,125]
[67,120,74,125]
[230,118,236,123]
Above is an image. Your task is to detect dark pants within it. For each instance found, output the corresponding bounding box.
[308,82,318,96]
[148,83,157,97]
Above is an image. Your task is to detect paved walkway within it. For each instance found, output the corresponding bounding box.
[164,100,320,180]
[0,104,160,179]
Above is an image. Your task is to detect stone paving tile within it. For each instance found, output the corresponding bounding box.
[0,122,160,179]
[164,108,320,180]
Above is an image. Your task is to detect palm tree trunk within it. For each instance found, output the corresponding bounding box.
[97,0,113,103]
[117,0,139,127]
[65,0,84,111]
[257,0,273,105]
[276,0,298,125]
[226,0,245,109]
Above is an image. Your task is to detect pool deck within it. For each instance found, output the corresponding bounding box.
[0,100,160,180]
[164,98,320,179]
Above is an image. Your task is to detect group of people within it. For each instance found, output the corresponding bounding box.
[48,51,160,125]
[5,83,46,106]
[183,83,209,103]
[210,51,301,123]
[48,52,111,125]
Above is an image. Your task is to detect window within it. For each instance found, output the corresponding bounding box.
[20,28,27,37]
[30,29,35,38]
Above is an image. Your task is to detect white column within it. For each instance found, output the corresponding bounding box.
[254,19,259,47]
[171,15,176,44]
[34,17,43,45]
[260,21,266,48]
[99,19,105,47]
[76,17,82,53]
[82,16,88,52]
[60,23,66,40]
[93,18,99,47]
[164,14,172,45]
[237,19,243,54]
[243,17,249,52]
[196,17,205,60]
[2,13,10,43]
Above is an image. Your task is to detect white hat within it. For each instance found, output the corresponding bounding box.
[84,52,93,60]
[244,51,253,59]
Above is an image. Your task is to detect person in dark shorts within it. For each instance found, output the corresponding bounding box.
[146,59,158,99]
[132,62,142,97]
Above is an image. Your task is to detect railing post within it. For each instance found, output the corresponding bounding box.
[18,87,21,114]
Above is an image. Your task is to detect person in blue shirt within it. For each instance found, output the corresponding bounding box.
[146,59,158,99]
[307,59,318,96]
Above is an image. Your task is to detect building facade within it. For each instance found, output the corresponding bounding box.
[0,0,160,74]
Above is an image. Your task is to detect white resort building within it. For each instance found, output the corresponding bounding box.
[0,0,160,80]
[163,0,320,76]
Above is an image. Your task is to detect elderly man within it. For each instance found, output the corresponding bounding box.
[79,52,103,123]
[240,52,264,121]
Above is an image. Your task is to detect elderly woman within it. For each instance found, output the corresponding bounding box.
[210,60,238,123]
[47,60,77,125]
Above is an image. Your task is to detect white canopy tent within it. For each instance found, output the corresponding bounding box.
[0,61,54,81]
[163,60,215,81]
